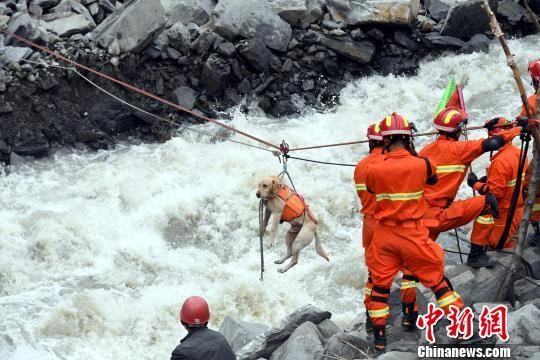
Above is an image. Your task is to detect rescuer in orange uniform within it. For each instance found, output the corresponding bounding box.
[355,123,419,333]
[467,118,529,253]
[365,113,464,352]
[522,59,540,245]
[418,106,522,267]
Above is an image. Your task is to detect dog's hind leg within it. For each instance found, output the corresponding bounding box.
[274,226,298,264]
[277,226,312,273]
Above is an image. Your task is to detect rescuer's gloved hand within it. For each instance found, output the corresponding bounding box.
[486,192,500,219]
[467,172,479,187]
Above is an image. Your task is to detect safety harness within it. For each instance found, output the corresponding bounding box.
[276,185,318,224]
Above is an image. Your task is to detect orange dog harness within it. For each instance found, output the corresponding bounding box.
[276,185,318,224]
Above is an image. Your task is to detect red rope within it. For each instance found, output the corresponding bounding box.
[2,30,281,151]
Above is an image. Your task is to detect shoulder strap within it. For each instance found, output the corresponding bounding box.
[421,156,433,178]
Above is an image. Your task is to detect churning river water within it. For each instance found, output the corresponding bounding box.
[0,34,538,359]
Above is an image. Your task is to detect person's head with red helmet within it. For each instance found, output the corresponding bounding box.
[379,112,416,155]
[433,106,468,140]
[367,122,383,151]
[483,116,514,137]
[528,59,540,91]
[180,296,210,329]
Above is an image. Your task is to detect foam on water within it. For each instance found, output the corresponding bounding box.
[0,34,538,359]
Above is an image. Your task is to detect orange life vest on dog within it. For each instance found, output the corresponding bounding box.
[276,185,317,224]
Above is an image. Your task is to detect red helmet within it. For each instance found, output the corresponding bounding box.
[380,112,412,136]
[367,123,383,141]
[528,59,540,82]
[180,296,210,326]
[433,106,468,132]
[486,117,513,136]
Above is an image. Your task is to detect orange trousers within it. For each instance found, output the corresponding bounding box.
[362,217,418,312]
[424,196,486,241]
[470,208,522,249]
[366,223,464,327]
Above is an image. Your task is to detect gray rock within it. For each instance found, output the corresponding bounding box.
[512,345,540,360]
[30,0,61,10]
[320,36,375,64]
[0,97,13,114]
[367,28,384,41]
[167,22,192,54]
[173,85,197,110]
[416,14,437,32]
[6,12,45,46]
[88,2,99,15]
[213,0,292,52]
[14,140,49,157]
[0,46,33,66]
[69,0,97,25]
[99,0,116,12]
[91,0,166,53]
[237,38,272,73]
[161,0,211,27]
[496,0,528,23]
[77,129,105,143]
[237,305,331,360]
[269,322,323,360]
[498,303,540,345]
[219,316,268,353]
[326,0,421,26]
[192,31,216,55]
[522,246,540,280]
[269,0,324,27]
[423,33,466,48]
[378,351,417,360]
[514,278,540,305]
[394,31,418,51]
[322,20,344,29]
[41,14,95,37]
[350,28,366,41]
[200,54,230,95]
[216,41,236,57]
[316,319,340,340]
[328,29,346,36]
[424,0,467,21]
[323,330,368,359]
[440,0,496,40]
[461,33,492,53]
[166,47,181,59]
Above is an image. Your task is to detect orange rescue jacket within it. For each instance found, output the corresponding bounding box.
[519,94,537,117]
[474,143,528,210]
[354,148,384,216]
[277,185,316,223]
[366,148,436,222]
[419,128,521,207]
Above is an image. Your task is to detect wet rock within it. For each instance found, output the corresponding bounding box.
[236,305,331,360]
[320,36,376,64]
[512,345,540,360]
[440,0,496,40]
[316,319,340,340]
[522,246,540,280]
[367,28,385,41]
[461,33,492,53]
[91,0,166,53]
[213,0,292,52]
[499,303,540,345]
[161,0,212,27]
[173,85,197,109]
[166,46,181,60]
[14,139,49,157]
[416,15,437,32]
[6,12,45,46]
[219,316,268,353]
[269,321,323,360]
[394,30,418,51]
[514,278,540,305]
[350,28,366,41]
[31,0,61,10]
[269,99,299,117]
[326,0,421,26]
[216,41,236,57]
[237,39,272,73]
[0,46,33,67]
[323,330,369,359]
[497,0,528,23]
[167,22,192,54]
[422,33,466,48]
[270,0,324,27]
[42,14,95,37]
[200,54,230,95]
[77,129,105,142]
[424,0,457,21]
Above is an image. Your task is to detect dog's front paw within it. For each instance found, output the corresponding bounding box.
[266,239,275,248]
[274,258,285,264]
[277,267,286,273]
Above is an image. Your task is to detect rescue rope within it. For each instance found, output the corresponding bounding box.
[285,155,356,167]
[258,199,266,281]
[1,30,281,151]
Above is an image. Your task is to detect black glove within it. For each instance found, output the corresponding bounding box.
[484,117,501,131]
[516,116,529,129]
[479,175,487,183]
[467,172,479,187]
[486,192,500,219]
[410,122,418,133]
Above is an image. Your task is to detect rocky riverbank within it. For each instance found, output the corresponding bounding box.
[217,236,540,359]
[0,0,539,163]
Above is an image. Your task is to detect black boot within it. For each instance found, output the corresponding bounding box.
[365,310,373,333]
[373,325,386,353]
[401,303,418,331]
[466,243,497,268]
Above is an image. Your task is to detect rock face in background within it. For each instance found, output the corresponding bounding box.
[0,0,539,161]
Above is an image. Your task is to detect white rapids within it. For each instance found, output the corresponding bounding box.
[0,34,538,359]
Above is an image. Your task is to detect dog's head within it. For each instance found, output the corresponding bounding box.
[256,176,281,199]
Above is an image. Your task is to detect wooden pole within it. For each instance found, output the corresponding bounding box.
[523,0,540,32]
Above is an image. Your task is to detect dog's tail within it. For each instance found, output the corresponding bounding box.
[314,228,330,261]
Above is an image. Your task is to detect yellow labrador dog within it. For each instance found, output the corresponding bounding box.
[256,176,329,273]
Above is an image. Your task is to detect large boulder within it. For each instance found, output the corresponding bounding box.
[422,33,466,49]
[237,38,273,73]
[269,321,324,360]
[269,0,325,27]
[320,36,376,64]
[213,0,292,52]
[316,319,340,340]
[424,0,468,21]
[200,54,230,96]
[219,316,268,353]
[0,46,33,67]
[6,12,46,46]
[91,0,166,53]
[498,303,540,345]
[325,0,421,26]
[522,246,540,280]
[496,0,528,24]
[41,13,95,37]
[237,305,331,360]
[323,330,369,359]
[173,86,197,110]
[161,0,212,27]
[440,0,497,40]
